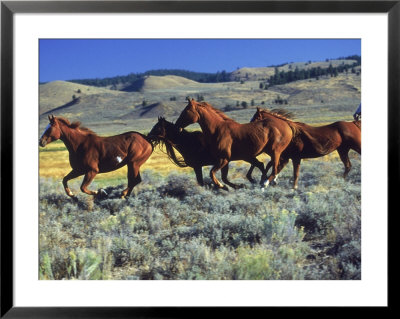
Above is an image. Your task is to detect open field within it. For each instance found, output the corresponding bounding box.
[39,154,361,280]
[39,65,361,280]
[39,110,361,280]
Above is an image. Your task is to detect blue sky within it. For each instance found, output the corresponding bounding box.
[39,39,361,83]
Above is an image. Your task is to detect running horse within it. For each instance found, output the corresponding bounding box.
[39,115,153,198]
[247,107,361,189]
[175,99,294,190]
[148,117,217,186]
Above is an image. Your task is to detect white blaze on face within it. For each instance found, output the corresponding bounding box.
[116,156,122,163]
[40,123,51,139]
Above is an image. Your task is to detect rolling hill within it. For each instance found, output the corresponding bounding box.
[40,81,125,115]
[39,61,361,135]
[122,75,200,92]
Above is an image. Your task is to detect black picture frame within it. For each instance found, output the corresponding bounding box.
[1,1,396,317]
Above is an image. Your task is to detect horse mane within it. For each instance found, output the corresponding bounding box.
[163,140,188,168]
[197,101,234,121]
[56,117,96,135]
[258,108,301,137]
[259,108,296,122]
[151,137,188,167]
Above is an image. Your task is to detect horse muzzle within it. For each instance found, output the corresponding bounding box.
[39,139,47,147]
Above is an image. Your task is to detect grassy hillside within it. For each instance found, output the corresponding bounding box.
[230,59,358,81]
[39,73,360,135]
[40,81,125,115]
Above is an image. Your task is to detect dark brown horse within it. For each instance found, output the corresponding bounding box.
[148,117,221,186]
[39,115,153,198]
[248,107,361,189]
[175,99,294,189]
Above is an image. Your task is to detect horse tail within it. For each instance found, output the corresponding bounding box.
[163,140,188,168]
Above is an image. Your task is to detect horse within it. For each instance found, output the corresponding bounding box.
[148,116,219,186]
[175,99,294,190]
[39,115,153,199]
[247,107,361,189]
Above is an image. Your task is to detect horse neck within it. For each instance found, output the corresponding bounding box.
[197,107,226,135]
[59,124,88,152]
[164,125,183,145]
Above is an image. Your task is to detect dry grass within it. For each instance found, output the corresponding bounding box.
[39,138,346,186]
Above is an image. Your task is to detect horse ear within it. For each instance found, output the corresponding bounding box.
[48,114,55,123]
[256,107,261,111]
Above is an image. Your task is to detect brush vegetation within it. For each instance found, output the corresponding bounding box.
[39,153,361,280]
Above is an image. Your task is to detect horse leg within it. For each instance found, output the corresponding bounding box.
[270,157,289,186]
[210,158,229,190]
[194,166,204,186]
[221,164,244,189]
[80,170,99,196]
[337,147,352,179]
[246,165,256,183]
[121,163,142,199]
[246,158,265,183]
[262,151,282,188]
[62,169,83,197]
[260,160,273,186]
[261,157,288,186]
[292,158,301,189]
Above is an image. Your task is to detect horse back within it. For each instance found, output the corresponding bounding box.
[77,131,152,172]
[223,118,292,158]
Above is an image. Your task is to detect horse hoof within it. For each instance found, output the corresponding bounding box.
[261,180,270,188]
[96,189,108,199]
[71,196,78,202]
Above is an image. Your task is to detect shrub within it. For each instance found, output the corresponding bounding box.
[39,157,361,280]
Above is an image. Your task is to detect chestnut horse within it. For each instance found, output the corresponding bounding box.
[39,115,153,198]
[175,99,293,190]
[248,107,361,189]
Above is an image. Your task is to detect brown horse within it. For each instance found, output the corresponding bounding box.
[39,115,153,198]
[248,107,361,189]
[175,99,293,189]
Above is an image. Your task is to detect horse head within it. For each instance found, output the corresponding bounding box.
[148,116,169,140]
[39,115,62,147]
[175,98,200,131]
